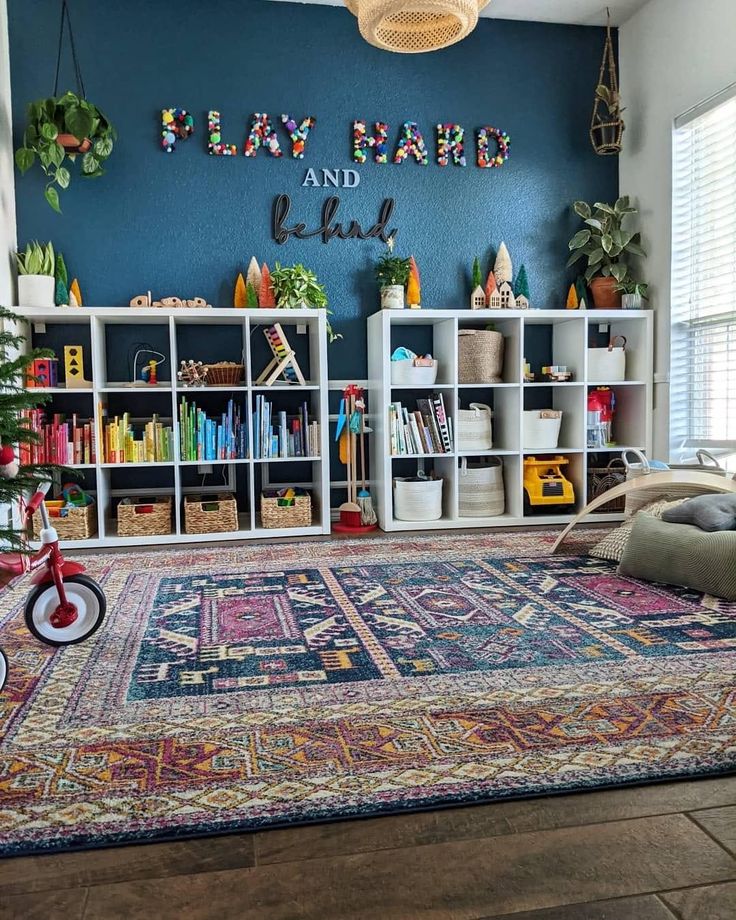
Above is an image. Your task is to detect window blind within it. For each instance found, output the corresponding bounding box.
[670,88,736,457]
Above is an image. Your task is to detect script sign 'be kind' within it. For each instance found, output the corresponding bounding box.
[161,109,511,244]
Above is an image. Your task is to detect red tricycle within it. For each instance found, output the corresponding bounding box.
[0,480,106,691]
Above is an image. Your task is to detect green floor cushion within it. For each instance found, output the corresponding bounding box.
[589,498,686,563]
[662,492,736,532]
[618,513,736,600]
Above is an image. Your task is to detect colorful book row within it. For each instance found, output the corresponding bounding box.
[99,409,174,464]
[389,394,453,456]
[253,395,319,459]
[179,397,248,462]
[20,410,96,465]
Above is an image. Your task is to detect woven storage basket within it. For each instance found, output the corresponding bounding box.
[523,411,562,450]
[117,496,172,537]
[32,502,97,541]
[587,458,626,513]
[390,360,438,386]
[458,330,504,384]
[393,476,443,521]
[184,493,238,534]
[623,449,728,516]
[203,362,244,386]
[457,403,492,452]
[458,457,504,518]
[261,490,312,529]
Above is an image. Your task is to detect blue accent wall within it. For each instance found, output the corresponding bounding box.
[9,0,618,377]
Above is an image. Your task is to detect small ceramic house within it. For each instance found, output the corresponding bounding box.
[488,290,503,309]
[515,294,530,310]
[499,281,516,309]
[470,285,486,310]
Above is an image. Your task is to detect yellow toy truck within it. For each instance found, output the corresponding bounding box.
[523,456,575,513]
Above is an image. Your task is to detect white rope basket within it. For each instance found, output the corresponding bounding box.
[345,0,490,53]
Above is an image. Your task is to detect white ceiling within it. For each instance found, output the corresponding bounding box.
[267,0,650,26]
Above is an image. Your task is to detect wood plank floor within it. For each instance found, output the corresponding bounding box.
[1,775,736,919]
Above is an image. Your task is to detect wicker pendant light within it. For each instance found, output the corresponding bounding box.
[344,0,491,54]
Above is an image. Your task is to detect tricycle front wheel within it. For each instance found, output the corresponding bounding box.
[25,574,106,647]
[0,648,7,691]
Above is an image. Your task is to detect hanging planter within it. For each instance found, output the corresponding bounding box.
[14,1,115,212]
[590,11,625,156]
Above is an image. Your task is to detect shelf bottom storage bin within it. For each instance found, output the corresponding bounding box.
[118,496,172,537]
[393,476,443,522]
[261,489,312,529]
[184,493,238,534]
[458,458,505,518]
[33,502,97,541]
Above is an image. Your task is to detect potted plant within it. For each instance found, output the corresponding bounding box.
[15,241,56,308]
[375,241,411,310]
[616,280,649,310]
[270,263,341,342]
[567,196,646,309]
[15,91,116,212]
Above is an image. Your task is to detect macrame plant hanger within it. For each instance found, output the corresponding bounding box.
[590,8,624,156]
[54,0,85,100]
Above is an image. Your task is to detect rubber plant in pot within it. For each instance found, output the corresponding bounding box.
[567,197,646,309]
[15,92,115,213]
[270,263,341,342]
[15,241,56,308]
[375,239,411,310]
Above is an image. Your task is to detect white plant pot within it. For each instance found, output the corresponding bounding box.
[621,293,643,310]
[17,275,55,308]
[381,285,405,310]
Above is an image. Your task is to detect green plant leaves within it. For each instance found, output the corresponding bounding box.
[44,186,61,213]
[611,263,629,283]
[40,122,58,141]
[55,166,70,189]
[93,136,113,158]
[81,152,100,175]
[46,140,64,168]
[588,248,604,265]
[573,201,592,219]
[601,233,613,254]
[14,147,35,174]
[65,105,94,142]
[568,229,591,251]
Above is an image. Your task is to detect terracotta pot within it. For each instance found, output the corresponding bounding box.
[589,276,622,309]
[57,133,92,154]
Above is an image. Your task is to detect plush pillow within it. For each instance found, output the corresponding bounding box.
[619,513,736,601]
[662,492,736,532]
[589,498,686,563]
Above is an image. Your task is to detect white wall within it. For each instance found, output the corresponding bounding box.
[619,0,736,459]
[0,0,16,306]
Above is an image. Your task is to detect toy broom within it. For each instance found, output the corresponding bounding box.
[336,395,361,527]
[356,394,376,525]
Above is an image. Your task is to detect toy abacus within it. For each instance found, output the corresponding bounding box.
[255,324,306,387]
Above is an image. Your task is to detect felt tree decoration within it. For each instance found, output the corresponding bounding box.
[471,256,482,290]
[484,271,497,305]
[493,242,513,285]
[259,263,276,308]
[246,257,262,302]
[566,284,579,310]
[576,277,588,310]
[0,306,61,549]
[407,256,421,306]
[54,252,69,306]
[233,273,246,308]
[246,281,259,308]
[69,278,83,307]
[514,264,530,300]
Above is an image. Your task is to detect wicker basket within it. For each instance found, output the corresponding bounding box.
[587,458,626,513]
[184,493,238,533]
[458,457,504,518]
[32,502,97,541]
[457,403,493,452]
[261,489,312,529]
[204,362,244,386]
[458,330,504,383]
[118,496,172,537]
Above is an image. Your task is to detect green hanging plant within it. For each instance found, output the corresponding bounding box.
[270,263,341,342]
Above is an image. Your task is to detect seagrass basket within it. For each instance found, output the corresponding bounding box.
[117,496,172,537]
[261,490,312,529]
[458,330,504,383]
[203,362,244,386]
[32,503,97,541]
[184,493,238,534]
[587,458,626,513]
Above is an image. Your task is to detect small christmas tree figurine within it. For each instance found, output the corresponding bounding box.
[0,307,60,549]
[407,256,421,307]
[54,252,69,306]
[575,277,588,310]
[259,263,276,308]
[493,242,513,285]
[566,283,579,310]
[246,257,262,303]
[471,256,482,290]
[246,281,259,308]
[69,278,83,307]
[233,273,246,308]
[514,264,530,309]
[484,271,497,306]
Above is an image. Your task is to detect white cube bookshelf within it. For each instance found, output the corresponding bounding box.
[368,308,654,532]
[15,307,331,547]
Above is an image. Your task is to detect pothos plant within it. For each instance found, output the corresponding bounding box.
[567,196,645,284]
[15,91,116,213]
[270,263,341,343]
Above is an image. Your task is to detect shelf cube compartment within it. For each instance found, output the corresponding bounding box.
[523,316,585,382]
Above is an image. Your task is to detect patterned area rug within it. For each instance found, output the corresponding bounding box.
[1,530,735,856]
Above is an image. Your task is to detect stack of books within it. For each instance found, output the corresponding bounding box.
[253,395,320,459]
[389,393,453,456]
[100,412,174,464]
[20,410,96,465]
[179,397,248,461]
